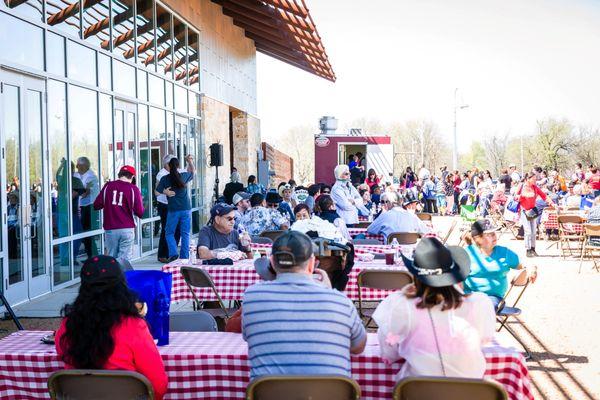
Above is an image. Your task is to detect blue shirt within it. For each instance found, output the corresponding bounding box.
[242,273,366,379]
[156,172,193,211]
[463,245,520,299]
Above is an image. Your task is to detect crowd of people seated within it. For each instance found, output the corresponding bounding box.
[49,160,600,399]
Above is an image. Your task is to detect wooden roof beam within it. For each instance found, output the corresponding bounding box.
[256,45,332,81]
[85,0,152,39]
[221,9,282,39]
[5,0,29,8]
[262,0,307,19]
[47,0,103,26]
[123,22,183,59]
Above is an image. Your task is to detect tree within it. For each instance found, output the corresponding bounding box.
[572,125,600,167]
[272,124,315,185]
[483,134,509,175]
[525,117,574,171]
[459,141,488,171]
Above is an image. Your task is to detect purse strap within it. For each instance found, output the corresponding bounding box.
[428,308,446,377]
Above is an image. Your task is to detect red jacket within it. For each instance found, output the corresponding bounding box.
[94,180,144,230]
[516,183,547,211]
[56,316,168,399]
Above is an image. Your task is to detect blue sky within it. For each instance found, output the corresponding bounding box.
[257,0,600,146]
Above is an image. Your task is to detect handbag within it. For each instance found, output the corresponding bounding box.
[524,207,540,220]
[506,199,520,213]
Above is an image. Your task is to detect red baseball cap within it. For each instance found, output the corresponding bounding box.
[120,165,136,176]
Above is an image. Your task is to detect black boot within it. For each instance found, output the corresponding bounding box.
[531,247,538,257]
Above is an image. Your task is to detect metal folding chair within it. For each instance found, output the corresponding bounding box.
[393,376,507,400]
[579,224,600,273]
[357,270,413,327]
[260,230,285,242]
[251,236,273,244]
[247,375,361,400]
[387,232,420,245]
[496,269,531,359]
[353,238,381,245]
[557,215,585,258]
[48,370,154,400]
[170,311,218,332]
[180,266,236,321]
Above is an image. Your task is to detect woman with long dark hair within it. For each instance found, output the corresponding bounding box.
[55,256,167,399]
[156,155,195,261]
[373,238,495,379]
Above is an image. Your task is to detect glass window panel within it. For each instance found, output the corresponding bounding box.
[192,210,199,234]
[45,0,80,38]
[67,40,97,86]
[114,109,125,171]
[48,80,70,239]
[172,19,186,83]
[137,68,147,101]
[148,73,164,105]
[166,111,175,156]
[165,81,173,109]
[149,107,165,216]
[53,242,72,285]
[174,84,187,114]
[99,94,114,185]
[0,12,43,70]
[75,234,101,272]
[187,31,199,90]
[82,0,111,48]
[188,92,200,117]
[98,52,112,90]
[155,5,171,78]
[3,0,43,21]
[152,219,160,250]
[135,0,154,68]
[141,222,152,253]
[111,0,135,59]
[125,111,136,166]
[3,84,23,285]
[69,85,100,242]
[138,105,151,218]
[46,32,65,76]
[113,59,136,97]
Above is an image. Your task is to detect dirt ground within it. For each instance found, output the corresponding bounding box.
[1,217,599,399]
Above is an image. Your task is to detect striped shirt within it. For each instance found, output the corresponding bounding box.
[242,273,366,379]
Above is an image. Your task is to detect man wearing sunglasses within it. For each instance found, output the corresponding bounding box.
[197,203,250,259]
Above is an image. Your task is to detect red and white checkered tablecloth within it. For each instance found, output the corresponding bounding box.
[250,242,414,256]
[0,331,533,400]
[348,228,385,243]
[541,211,585,233]
[164,259,406,303]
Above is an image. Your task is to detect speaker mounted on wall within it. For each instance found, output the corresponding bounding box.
[209,143,223,167]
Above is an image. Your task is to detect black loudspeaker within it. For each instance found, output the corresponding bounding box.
[209,143,223,167]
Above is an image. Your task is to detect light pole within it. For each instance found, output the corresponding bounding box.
[453,88,469,171]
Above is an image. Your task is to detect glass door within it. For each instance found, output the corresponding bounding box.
[113,99,139,257]
[0,69,50,304]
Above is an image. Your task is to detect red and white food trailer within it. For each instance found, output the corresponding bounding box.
[314,132,394,185]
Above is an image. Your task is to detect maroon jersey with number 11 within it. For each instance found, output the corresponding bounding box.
[94,180,144,230]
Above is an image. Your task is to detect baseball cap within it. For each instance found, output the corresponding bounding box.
[162,154,176,165]
[471,219,500,236]
[272,231,317,267]
[80,255,125,288]
[232,192,251,206]
[119,165,136,176]
[210,203,235,219]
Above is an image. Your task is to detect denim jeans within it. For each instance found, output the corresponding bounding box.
[105,228,135,260]
[520,211,538,250]
[166,209,191,259]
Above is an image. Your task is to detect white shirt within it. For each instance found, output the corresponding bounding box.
[74,169,99,207]
[331,180,367,225]
[373,289,495,380]
[155,168,169,204]
[366,207,431,240]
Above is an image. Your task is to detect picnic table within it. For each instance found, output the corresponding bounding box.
[164,258,407,303]
[0,331,534,400]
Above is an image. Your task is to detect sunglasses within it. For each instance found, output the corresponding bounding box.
[267,203,279,208]
[219,216,235,222]
[322,190,331,194]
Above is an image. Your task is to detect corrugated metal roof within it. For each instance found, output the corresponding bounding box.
[211,0,336,82]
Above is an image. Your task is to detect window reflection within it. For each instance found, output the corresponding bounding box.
[171,18,186,81]
[0,12,44,70]
[135,0,154,67]
[113,59,136,97]
[155,4,172,78]
[187,31,200,90]
[48,80,70,240]
[69,85,101,260]
[137,68,148,101]
[53,242,72,285]
[3,0,43,22]
[98,52,112,90]
[46,31,66,76]
[111,0,136,58]
[45,0,80,38]
[99,94,114,185]
[82,0,111,48]
[149,107,165,216]
[138,105,151,218]
[174,84,187,114]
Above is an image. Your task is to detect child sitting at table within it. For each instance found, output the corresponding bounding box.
[373,238,496,380]
[55,256,168,400]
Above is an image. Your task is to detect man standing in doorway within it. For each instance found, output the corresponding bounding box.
[94,165,144,261]
[74,156,99,258]
[155,154,180,263]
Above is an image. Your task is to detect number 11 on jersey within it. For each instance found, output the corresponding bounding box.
[112,190,124,206]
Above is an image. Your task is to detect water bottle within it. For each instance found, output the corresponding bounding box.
[189,247,197,265]
[253,249,261,260]
[238,225,251,248]
[390,238,400,264]
[154,292,170,346]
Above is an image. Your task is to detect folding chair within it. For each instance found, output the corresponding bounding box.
[557,215,585,258]
[251,236,273,244]
[387,232,420,245]
[458,205,479,245]
[246,375,361,400]
[48,370,154,400]
[393,376,507,400]
[496,269,531,359]
[579,224,600,273]
[170,311,218,332]
[260,230,285,242]
[180,266,236,321]
[357,270,413,327]
[416,213,433,221]
[441,220,458,244]
[355,221,371,228]
[353,238,381,245]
